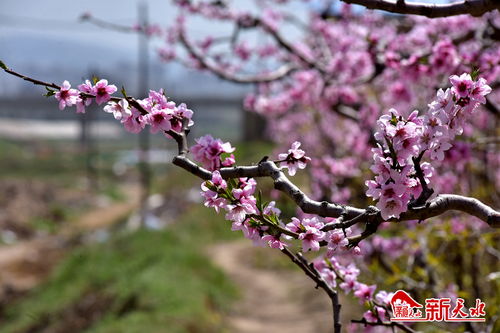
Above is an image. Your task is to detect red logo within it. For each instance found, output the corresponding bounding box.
[390,290,486,323]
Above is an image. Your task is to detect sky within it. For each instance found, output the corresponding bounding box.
[1,0,442,97]
[0,1,173,96]
[0,0,309,98]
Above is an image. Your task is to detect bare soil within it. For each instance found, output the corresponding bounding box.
[0,185,140,303]
[209,241,335,333]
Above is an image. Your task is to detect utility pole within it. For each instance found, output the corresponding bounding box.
[138,2,151,227]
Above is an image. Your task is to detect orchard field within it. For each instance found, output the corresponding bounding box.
[0,1,499,332]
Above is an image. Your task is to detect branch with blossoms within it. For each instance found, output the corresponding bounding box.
[338,0,500,18]
[80,2,500,134]
[1,60,499,331]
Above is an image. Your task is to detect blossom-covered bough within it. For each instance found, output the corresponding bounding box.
[337,0,500,18]
[1,57,498,332]
[3,1,500,332]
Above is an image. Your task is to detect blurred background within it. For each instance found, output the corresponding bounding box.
[0,1,341,332]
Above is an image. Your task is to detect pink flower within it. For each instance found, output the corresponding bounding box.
[173,103,194,128]
[103,99,131,120]
[352,246,361,255]
[234,41,251,60]
[197,36,214,53]
[339,277,358,293]
[262,235,287,250]
[365,179,382,200]
[122,107,145,133]
[450,73,473,98]
[429,141,453,161]
[363,306,386,323]
[341,263,360,279]
[145,109,173,133]
[375,182,409,220]
[470,78,492,104]
[146,89,171,109]
[297,217,325,252]
[429,88,454,115]
[354,283,376,303]
[239,177,257,193]
[158,47,176,62]
[76,80,94,113]
[93,79,117,105]
[75,100,87,114]
[225,198,257,223]
[377,196,407,220]
[369,154,392,181]
[211,170,227,189]
[78,80,94,94]
[278,141,311,176]
[232,186,254,201]
[326,229,350,255]
[263,201,281,216]
[191,135,235,171]
[375,290,394,305]
[55,81,80,110]
[285,217,302,233]
[201,189,227,213]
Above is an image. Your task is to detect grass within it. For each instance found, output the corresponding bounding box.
[0,139,277,332]
[0,202,239,333]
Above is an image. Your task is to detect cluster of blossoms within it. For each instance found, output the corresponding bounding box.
[366,74,491,220]
[200,170,284,248]
[52,79,194,137]
[191,135,235,171]
[52,76,320,255]
[161,1,500,207]
[22,55,497,330]
[314,255,394,323]
[195,140,365,259]
[55,79,117,113]
[28,2,500,330]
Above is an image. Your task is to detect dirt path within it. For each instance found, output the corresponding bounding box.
[0,185,140,299]
[210,241,334,333]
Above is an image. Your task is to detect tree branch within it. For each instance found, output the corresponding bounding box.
[178,29,297,84]
[397,194,500,227]
[339,0,500,18]
[351,318,418,333]
[281,248,342,333]
[2,64,499,230]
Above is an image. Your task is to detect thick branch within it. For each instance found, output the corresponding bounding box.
[173,151,500,228]
[2,65,498,229]
[397,194,500,227]
[173,155,365,218]
[340,0,500,18]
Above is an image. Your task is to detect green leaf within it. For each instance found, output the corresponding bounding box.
[43,86,56,97]
[0,60,7,70]
[390,113,398,126]
[92,75,100,85]
[121,86,128,97]
[471,68,481,81]
[256,190,263,212]
[418,55,429,65]
[228,178,237,190]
